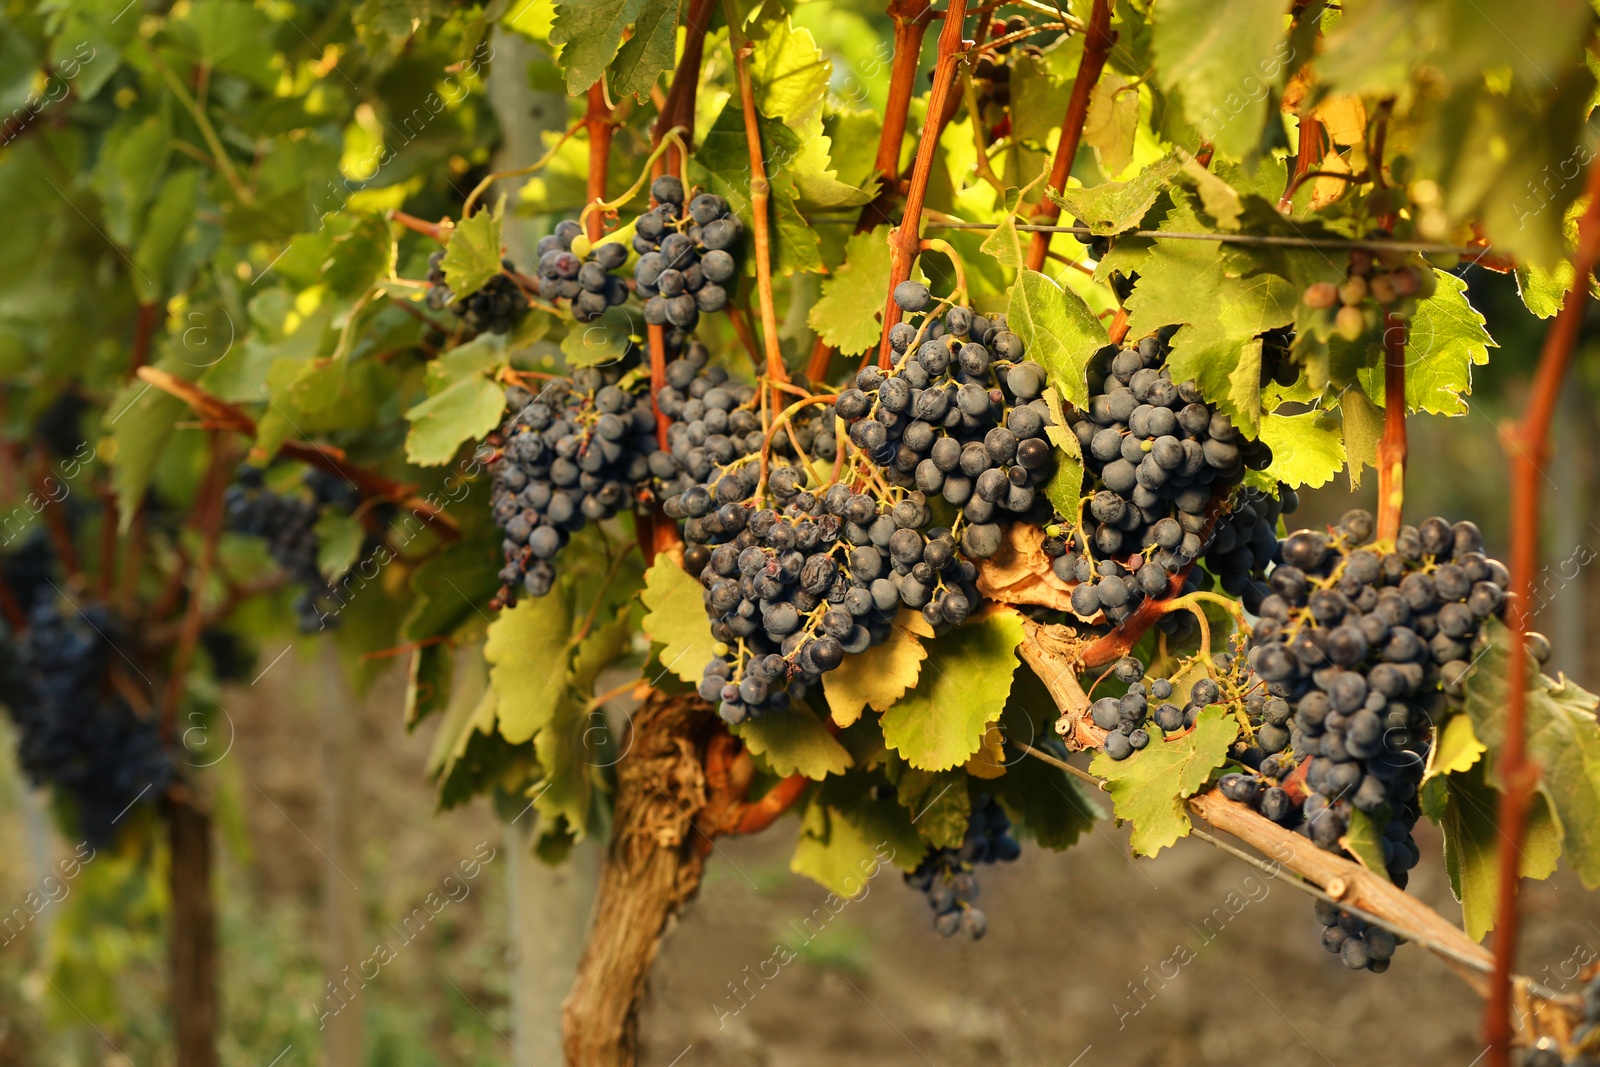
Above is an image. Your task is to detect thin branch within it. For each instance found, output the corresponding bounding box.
[733,774,809,834]
[143,44,252,205]
[653,0,716,173]
[1485,157,1600,1067]
[876,0,971,369]
[462,119,583,219]
[1024,0,1114,271]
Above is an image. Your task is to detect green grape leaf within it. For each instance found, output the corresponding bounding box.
[1150,0,1291,161]
[405,642,455,730]
[790,798,904,898]
[402,534,504,642]
[485,595,575,745]
[1432,758,1563,940]
[735,708,854,780]
[404,374,506,467]
[1040,387,1086,518]
[441,205,504,300]
[640,559,715,685]
[1102,192,1296,432]
[1090,703,1238,856]
[1340,806,1392,881]
[132,168,200,303]
[534,615,632,839]
[749,18,831,133]
[105,366,188,529]
[321,213,394,297]
[808,226,892,356]
[314,510,365,582]
[1049,156,1179,235]
[607,0,678,101]
[1257,408,1345,488]
[880,610,1026,771]
[822,609,933,728]
[1516,260,1575,319]
[1339,385,1383,489]
[1007,268,1105,410]
[1357,271,1495,416]
[1462,618,1600,889]
[560,305,639,367]
[895,768,971,850]
[424,333,507,393]
[549,0,646,94]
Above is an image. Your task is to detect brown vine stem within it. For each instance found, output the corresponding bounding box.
[135,367,460,538]
[723,0,789,385]
[653,0,715,172]
[1484,159,1600,1067]
[876,0,971,369]
[390,210,445,243]
[1023,0,1114,272]
[1375,313,1408,542]
[163,432,230,739]
[584,83,615,244]
[859,0,937,232]
[1277,113,1326,212]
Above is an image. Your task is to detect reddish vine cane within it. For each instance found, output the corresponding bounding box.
[1023,0,1114,272]
[876,0,972,370]
[1484,159,1600,1067]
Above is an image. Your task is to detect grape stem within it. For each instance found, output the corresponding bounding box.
[652,0,715,174]
[583,83,615,244]
[1375,312,1408,542]
[918,238,970,302]
[876,0,972,370]
[1023,0,1113,272]
[1484,157,1600,1067]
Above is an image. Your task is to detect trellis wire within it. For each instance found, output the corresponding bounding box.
[927,220,1494,258]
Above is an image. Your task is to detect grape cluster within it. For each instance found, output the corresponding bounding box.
[634,176,743,331]
[491,368,663,604]
[1,532,56,616]
[0,598,170,846]
[1085,655,1170,760]
[833,284,1055,561]
[1052,334,1274,624]
[535,218,632,323]
[970,15,1045,112]
[225,467,362,631]
[1301,244,1437,342]
[904,794,1020,939]
[1309,897,1400,974]
[426,251,532,335]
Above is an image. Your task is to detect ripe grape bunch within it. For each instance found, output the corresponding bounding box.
[1053,334,1277,625]
[634,175,743,332]
[0,598,171,847]
[1301,243,1438,342]
[535,218,631,323]
[833,280,1055,562]
[970,14,1045,114]
[225,467,363,632]
[903,794,1021,940]
[491,367,662,604]
[426,250,532,335]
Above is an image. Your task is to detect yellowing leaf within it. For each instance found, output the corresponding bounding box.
[640,559,714,685]
[1084,72,1139,177]
[1258,408,1345,488]
[1090,704,1238,856]
[790,800,904,898]
[735,708,853,780]
[964,725,1008,779]
[1427,712,1487,783]
[880,609,1026,771]
[485,595,574,745]
[822,609,933,727]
